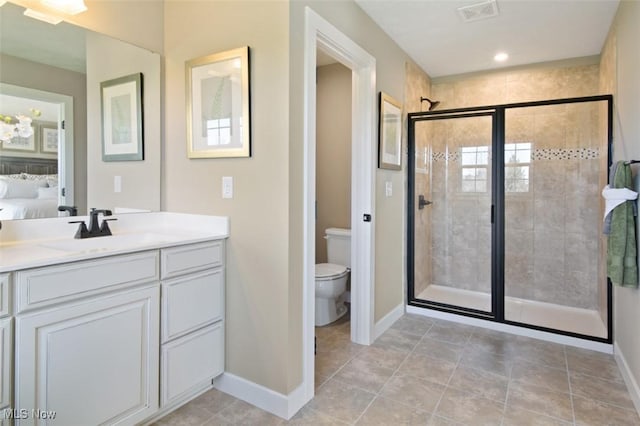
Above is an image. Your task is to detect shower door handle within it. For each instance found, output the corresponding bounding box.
[418,195,432,210]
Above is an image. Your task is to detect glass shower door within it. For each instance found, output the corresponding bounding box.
[411,113,494,314]
[503,101,609,338]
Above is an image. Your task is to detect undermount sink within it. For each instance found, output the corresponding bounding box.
[39,232,175,253]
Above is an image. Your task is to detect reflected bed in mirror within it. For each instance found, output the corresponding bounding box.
[0,0,161,220]
[0,157,59,220]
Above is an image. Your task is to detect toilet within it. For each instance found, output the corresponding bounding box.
[315,228,351,326]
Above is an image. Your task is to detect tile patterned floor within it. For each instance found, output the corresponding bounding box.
[155,314,640,425]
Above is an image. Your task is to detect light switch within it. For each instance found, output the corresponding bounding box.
[385,181,393,197]
[222,176,233,199]
[114,176,122,193]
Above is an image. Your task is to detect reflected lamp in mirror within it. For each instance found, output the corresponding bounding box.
[0,108,41,148]
[186,46,251,159]
[41,0,87,15]
[22,0,87,25]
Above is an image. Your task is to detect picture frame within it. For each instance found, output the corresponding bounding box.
[40,121,59,154]
[0,132,36,152]
[378,92,403,170]
[186,46,251,158]
[100,72,144,161]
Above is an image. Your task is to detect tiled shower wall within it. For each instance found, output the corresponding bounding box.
[424,61,606,310]
[405,61,432,297]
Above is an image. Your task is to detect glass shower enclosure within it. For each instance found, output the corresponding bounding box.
[407,95,613,342]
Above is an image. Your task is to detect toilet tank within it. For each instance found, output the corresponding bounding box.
[325,228,351,268]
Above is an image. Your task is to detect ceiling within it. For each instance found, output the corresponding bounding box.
[1,0,620,79]
[354,0,620,78]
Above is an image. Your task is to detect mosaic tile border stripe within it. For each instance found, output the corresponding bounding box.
[531,148,599,160]
[430,147,599,162]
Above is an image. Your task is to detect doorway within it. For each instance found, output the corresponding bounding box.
[301,6,376,410]
[408,95,613,343]
[0,82,74,209]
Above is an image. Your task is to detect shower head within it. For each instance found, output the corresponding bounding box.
[420,97,440,111]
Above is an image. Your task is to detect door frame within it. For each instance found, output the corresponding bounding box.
[302,7,377,403]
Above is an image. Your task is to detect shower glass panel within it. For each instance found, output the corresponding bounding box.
[503,101,609,338]
[412,114,494,314]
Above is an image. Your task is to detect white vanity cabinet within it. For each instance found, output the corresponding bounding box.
[13,254,161,426]
[160,241,225,407]
[0,212,229,425]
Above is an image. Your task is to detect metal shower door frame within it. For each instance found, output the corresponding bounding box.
[407,95,614,344]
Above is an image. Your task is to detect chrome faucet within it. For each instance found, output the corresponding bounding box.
[69,208,117,239]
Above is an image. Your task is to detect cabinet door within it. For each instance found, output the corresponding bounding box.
[161,322,223,406]
[0,318,11,409]
[15,285,160,426]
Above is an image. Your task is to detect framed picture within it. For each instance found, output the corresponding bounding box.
[40,122,59,153]
[378,92,402,170]
[100,73,144,161]
[1,132,36,152]
[186,46,251,158]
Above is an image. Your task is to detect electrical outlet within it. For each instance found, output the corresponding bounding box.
[114,176,122,193]
[222,176,233,199]
[385,181,392,197]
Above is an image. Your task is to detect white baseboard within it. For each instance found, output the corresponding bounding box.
[373,303,404,340]
[614,342,640,416]
[406,305,613,354]
[213,372,308,420]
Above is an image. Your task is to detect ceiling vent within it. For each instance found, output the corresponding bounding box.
[457,0,499,23]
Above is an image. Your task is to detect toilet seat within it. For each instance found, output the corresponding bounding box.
[315,263,348,280]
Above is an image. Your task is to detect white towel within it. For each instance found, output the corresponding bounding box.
[602,184,638,220]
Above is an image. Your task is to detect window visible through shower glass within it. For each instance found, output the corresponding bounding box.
[413,114,493,313]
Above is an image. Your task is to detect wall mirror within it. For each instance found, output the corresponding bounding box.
[0,1,161,221]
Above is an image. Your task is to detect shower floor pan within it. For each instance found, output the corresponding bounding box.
[417,285,607,339]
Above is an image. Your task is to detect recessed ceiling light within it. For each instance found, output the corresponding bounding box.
[494,52,509,62]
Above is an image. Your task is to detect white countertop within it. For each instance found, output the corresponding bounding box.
[0,212,229,273]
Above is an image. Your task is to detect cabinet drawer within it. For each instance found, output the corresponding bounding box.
[0,275,9,318]
[15,251,159,313]
[161,323,224,406]
[162,269,224,343]
[161,241,224,279]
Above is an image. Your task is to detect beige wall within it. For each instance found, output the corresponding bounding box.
[163,1,294,394]
[85,32,161,212]
[0,53,87,214]
[316,63,352,264]
[604,0,640,404]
